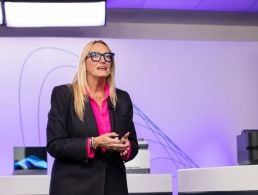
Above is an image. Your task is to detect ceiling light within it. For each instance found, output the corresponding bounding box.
[0,2,3,25]
[4,0,106,27]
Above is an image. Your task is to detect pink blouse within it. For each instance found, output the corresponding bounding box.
[86,85,130,160]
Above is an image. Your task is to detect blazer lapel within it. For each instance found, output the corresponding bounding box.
[108,98,117,133]
[83,98,117,136]
[84,100,99,137]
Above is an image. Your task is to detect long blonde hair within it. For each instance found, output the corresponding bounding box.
[72,40,117,121]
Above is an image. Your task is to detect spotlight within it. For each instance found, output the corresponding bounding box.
[4,0,106,27]
[0,1,3,25]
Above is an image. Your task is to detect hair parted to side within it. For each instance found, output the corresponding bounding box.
[72,40,117,121]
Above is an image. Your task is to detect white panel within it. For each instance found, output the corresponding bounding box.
[127,174,172,193]
[178,165,258,192]
[0,175,49,195]
[125,149,150,170]
[0,174,172,194]
[5,2,106,27]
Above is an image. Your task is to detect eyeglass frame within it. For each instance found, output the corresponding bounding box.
[87,52,115,62]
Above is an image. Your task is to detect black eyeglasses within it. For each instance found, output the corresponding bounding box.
[87,52,115,62]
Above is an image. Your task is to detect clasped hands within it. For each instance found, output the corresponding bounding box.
[93,132,130,156]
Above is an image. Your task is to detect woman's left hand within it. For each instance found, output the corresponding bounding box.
[119,132,130,156]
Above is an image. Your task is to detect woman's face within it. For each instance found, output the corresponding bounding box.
[85,42,113,80]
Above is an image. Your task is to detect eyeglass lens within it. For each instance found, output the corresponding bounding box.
[88,52,114,62]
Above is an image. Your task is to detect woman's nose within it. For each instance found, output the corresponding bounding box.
[99,55,106,63]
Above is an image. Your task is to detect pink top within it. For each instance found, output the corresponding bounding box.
[90,84,111,135]
[86,84,130,160]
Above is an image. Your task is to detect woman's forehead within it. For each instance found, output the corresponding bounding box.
[89,42,109,52]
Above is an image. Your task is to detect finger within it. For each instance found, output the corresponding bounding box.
[120,149,128,156]
[123,141,130,147]
[105,132,119,138]
[121,132,130,140]
[111,143,128,151]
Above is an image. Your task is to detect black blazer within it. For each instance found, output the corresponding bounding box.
[46,84,138,195]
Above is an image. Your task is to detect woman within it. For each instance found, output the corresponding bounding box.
[46,40,138,195]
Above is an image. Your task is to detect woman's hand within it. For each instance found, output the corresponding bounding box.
[119,132,130,156]
[94,132,129,152]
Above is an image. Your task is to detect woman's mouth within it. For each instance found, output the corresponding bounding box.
[97,66,108,71]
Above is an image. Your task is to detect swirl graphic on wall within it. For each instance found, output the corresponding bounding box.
[18,47,199,174]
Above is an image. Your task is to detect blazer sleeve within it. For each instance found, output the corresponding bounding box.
[46,85,88,162]
[123,91,139,162]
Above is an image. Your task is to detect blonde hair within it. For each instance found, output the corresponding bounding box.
[72,40,117,121]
